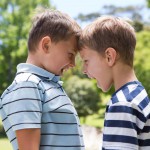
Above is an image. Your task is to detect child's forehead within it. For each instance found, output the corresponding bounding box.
[79,47,91,57]
[66,36,78,53]
[80,46,102,58]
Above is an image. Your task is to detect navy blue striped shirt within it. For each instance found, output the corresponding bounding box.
[0,63,85,150]
[102,81,150,150]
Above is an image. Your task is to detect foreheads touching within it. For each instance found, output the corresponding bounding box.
[79,16,136,67]
[28,8,81,52]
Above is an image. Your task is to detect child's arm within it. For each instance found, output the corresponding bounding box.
[16,128,40,150]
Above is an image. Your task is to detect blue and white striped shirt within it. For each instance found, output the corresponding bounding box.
[0,63,85,150]
[102,81,150,150]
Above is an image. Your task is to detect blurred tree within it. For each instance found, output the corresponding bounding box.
[133,21,144,32]
[103,5,143,18]
[0,0,53,95]
[76,5,143,20]
[147,0,150,8]
[76,12,100,22]
[134,31,150,95]
[64,76,100,121]
[76,5,144,32]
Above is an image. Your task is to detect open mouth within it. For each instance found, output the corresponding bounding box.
[61,67,69,74]
[63,68,69,72]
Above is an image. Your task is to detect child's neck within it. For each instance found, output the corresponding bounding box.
[26,53,43,68]
[113,63,138,91]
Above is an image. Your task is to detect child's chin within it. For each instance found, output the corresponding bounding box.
[103,86,112,93]
[97,83,106,92]
[96,82,101,89]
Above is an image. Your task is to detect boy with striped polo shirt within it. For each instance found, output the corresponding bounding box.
[0,8,84,150]
[79,16,150,150]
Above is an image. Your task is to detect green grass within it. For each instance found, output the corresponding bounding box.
[0,138,13,150]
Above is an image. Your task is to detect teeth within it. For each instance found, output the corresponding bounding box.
[63,68,68,72]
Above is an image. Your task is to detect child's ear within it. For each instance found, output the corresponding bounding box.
[41,36,51,53]
[105,47,117,66]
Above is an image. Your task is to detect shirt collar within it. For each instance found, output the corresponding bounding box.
[17,63,61,82]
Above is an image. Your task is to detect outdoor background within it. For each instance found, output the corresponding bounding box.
[0,0,150,150]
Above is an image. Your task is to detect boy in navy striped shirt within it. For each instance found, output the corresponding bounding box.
[79,16,150,150]
[0,8,85,150]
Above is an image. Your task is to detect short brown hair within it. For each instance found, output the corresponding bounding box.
[79,16,136,67]
[28,8,81,51]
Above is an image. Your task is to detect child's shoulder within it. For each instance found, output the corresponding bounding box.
[0,72,44,105]
[111,81,150,116]
[111,81,149,104]
[15,72,42,85]
[1,72,42,98]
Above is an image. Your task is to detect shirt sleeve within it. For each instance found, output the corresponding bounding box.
[2,81,43,131]
[102,101,146,150]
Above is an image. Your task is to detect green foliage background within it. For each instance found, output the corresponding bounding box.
[134,31,150,94]
[0,1,150,150]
